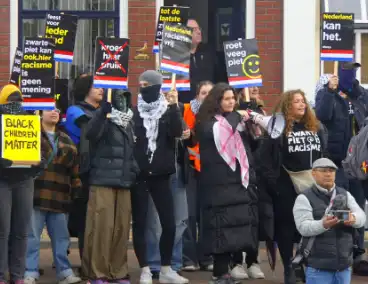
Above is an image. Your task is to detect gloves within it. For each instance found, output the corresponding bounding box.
[0,158,12,168]
[101,101,112,114]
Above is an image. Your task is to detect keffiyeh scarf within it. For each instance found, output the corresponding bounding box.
[190,99,201,115]
[0,102,23,114]
[110,107,133,128]
[213,114,250,189]
[137,94,168,163]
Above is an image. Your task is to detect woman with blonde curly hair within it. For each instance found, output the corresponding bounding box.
[255,89,328,284]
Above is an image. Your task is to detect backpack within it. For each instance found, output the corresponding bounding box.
[342,124,368,180]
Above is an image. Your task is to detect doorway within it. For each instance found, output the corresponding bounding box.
[163,0,246,82]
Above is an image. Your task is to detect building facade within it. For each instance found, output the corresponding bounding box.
[0,0,365,108]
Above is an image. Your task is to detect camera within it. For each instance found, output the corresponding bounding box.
[329,210,350,221]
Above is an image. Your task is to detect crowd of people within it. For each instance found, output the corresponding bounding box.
[1,18,368,284]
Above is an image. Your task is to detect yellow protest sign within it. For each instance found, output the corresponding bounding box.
[1,115,41,165]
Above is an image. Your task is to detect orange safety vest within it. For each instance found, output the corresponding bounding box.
[183,104,201,172]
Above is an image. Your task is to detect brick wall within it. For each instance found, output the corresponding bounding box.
[0,0,10,85]
[128,0,157,101]
[255,0,283,112]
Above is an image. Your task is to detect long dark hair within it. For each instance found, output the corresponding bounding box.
[195,82,235,129]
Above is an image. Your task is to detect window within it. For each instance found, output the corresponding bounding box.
[325,0,362,20]
[359,33,368,85]
[19,0,119,79]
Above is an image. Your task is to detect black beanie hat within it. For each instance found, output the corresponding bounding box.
[73,74,94,102]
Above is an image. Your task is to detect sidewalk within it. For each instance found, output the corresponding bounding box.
[38,248,367,284]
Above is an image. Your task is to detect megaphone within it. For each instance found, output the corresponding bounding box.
[248,111,285,139]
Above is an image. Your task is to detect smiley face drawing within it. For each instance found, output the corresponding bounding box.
[242,54,261,79]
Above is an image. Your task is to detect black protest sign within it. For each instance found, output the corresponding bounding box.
[320,13,354,62]
[93,37,129,89]
[155,6,189,43]
[54,79,69,116]
[160,23,192,76]
[223,38,263,88]
[9,48,23,86]
[21,37,55,111]
[160,70,190,92]
[45,13,78,63]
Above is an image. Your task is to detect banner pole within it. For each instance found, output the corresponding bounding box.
[243,88,250,102]
[333,61,338,76]
[171,73,176,90]
[107,88,112,118]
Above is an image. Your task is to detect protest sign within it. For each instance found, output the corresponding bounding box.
[160,23,192,76]
[153,6,189,53]
[1,115,41,166]
[93,37,129,89]
[223,38,262,88]
[161,70,190,92]
[320,13,354,62]
[9,48,23,86]
[21,37,55,110]
[54,79,69,119]
[45,13,78,63]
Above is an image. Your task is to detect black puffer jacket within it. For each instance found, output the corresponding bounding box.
[197,112,258,255]
[85,108,139,188]
[133,104,183,177]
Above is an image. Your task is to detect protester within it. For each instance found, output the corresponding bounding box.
[195,83,260,283]
[314,70,368,271]
[179,19,215,103]
[182,81,214,272]
[81,89,137,283]
[131,70,188,284]
[0,85,46,284]
[64,74,103,261]
[146,89,191,277]
[293,158,366,284]
[24,109,82,284]
[257,89,328,284]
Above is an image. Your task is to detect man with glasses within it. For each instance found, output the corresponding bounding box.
[293,158,366,284]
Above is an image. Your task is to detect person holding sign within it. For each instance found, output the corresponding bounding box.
[194,83,259,284]
[81,89,137,283]
[24,108,82,284]
[0,85,46,284]
[131,70,188,284]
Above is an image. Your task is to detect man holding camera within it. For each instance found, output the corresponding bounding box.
[293,158,366,284]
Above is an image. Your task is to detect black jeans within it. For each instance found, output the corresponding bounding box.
[213,251,243,277]
[131,175,176,268]
[183,169,212,267]
[245,248,258,268]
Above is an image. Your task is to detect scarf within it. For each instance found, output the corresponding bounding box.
[110,107,133,128]
[213,114,250,188]
[137,94,168,163]
[0,102,23,114]
[190,99,201,115]
[313,74,333,107]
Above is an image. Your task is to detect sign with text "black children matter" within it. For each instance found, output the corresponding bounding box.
[320,13,354,62]
[9,48,23,86]
[160,23,192,76]
[21,38,55,111]
[153,6,189,53]
[93,37,129,90]
[223,38,263,89]
[45,13,78,63]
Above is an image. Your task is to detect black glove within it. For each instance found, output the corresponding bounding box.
[0,158,12,168]
[101,101,112,114]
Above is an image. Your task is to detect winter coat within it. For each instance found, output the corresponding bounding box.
[85,108,139,189]
[197,112,258,255]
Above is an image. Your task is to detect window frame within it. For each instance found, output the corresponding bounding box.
[18,0,120,48]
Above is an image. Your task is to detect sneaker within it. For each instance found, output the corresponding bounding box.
[182,265,199,271]
[139,270,153,284]
[205,264,213,271]
[58,275,82,284]
[248,264,265,279]
[209,274,237,284]
[24,277,36,284]
[159,268,189,284]
[230,264,249,280]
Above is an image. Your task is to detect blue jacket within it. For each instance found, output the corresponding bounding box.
[315,87,351,165]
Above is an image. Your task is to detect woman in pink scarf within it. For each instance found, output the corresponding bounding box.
[194,83,260,284]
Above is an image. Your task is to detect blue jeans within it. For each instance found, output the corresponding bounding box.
[146,166,188,272]
[25,209,74,280]
[305,267,351,284]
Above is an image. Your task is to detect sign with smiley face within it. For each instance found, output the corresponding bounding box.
[223,38,263,89]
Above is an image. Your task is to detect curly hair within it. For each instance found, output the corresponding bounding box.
[274,89,319,135]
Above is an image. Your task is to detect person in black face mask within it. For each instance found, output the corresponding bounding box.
[82,88,138,283]
[131,70,188,284]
